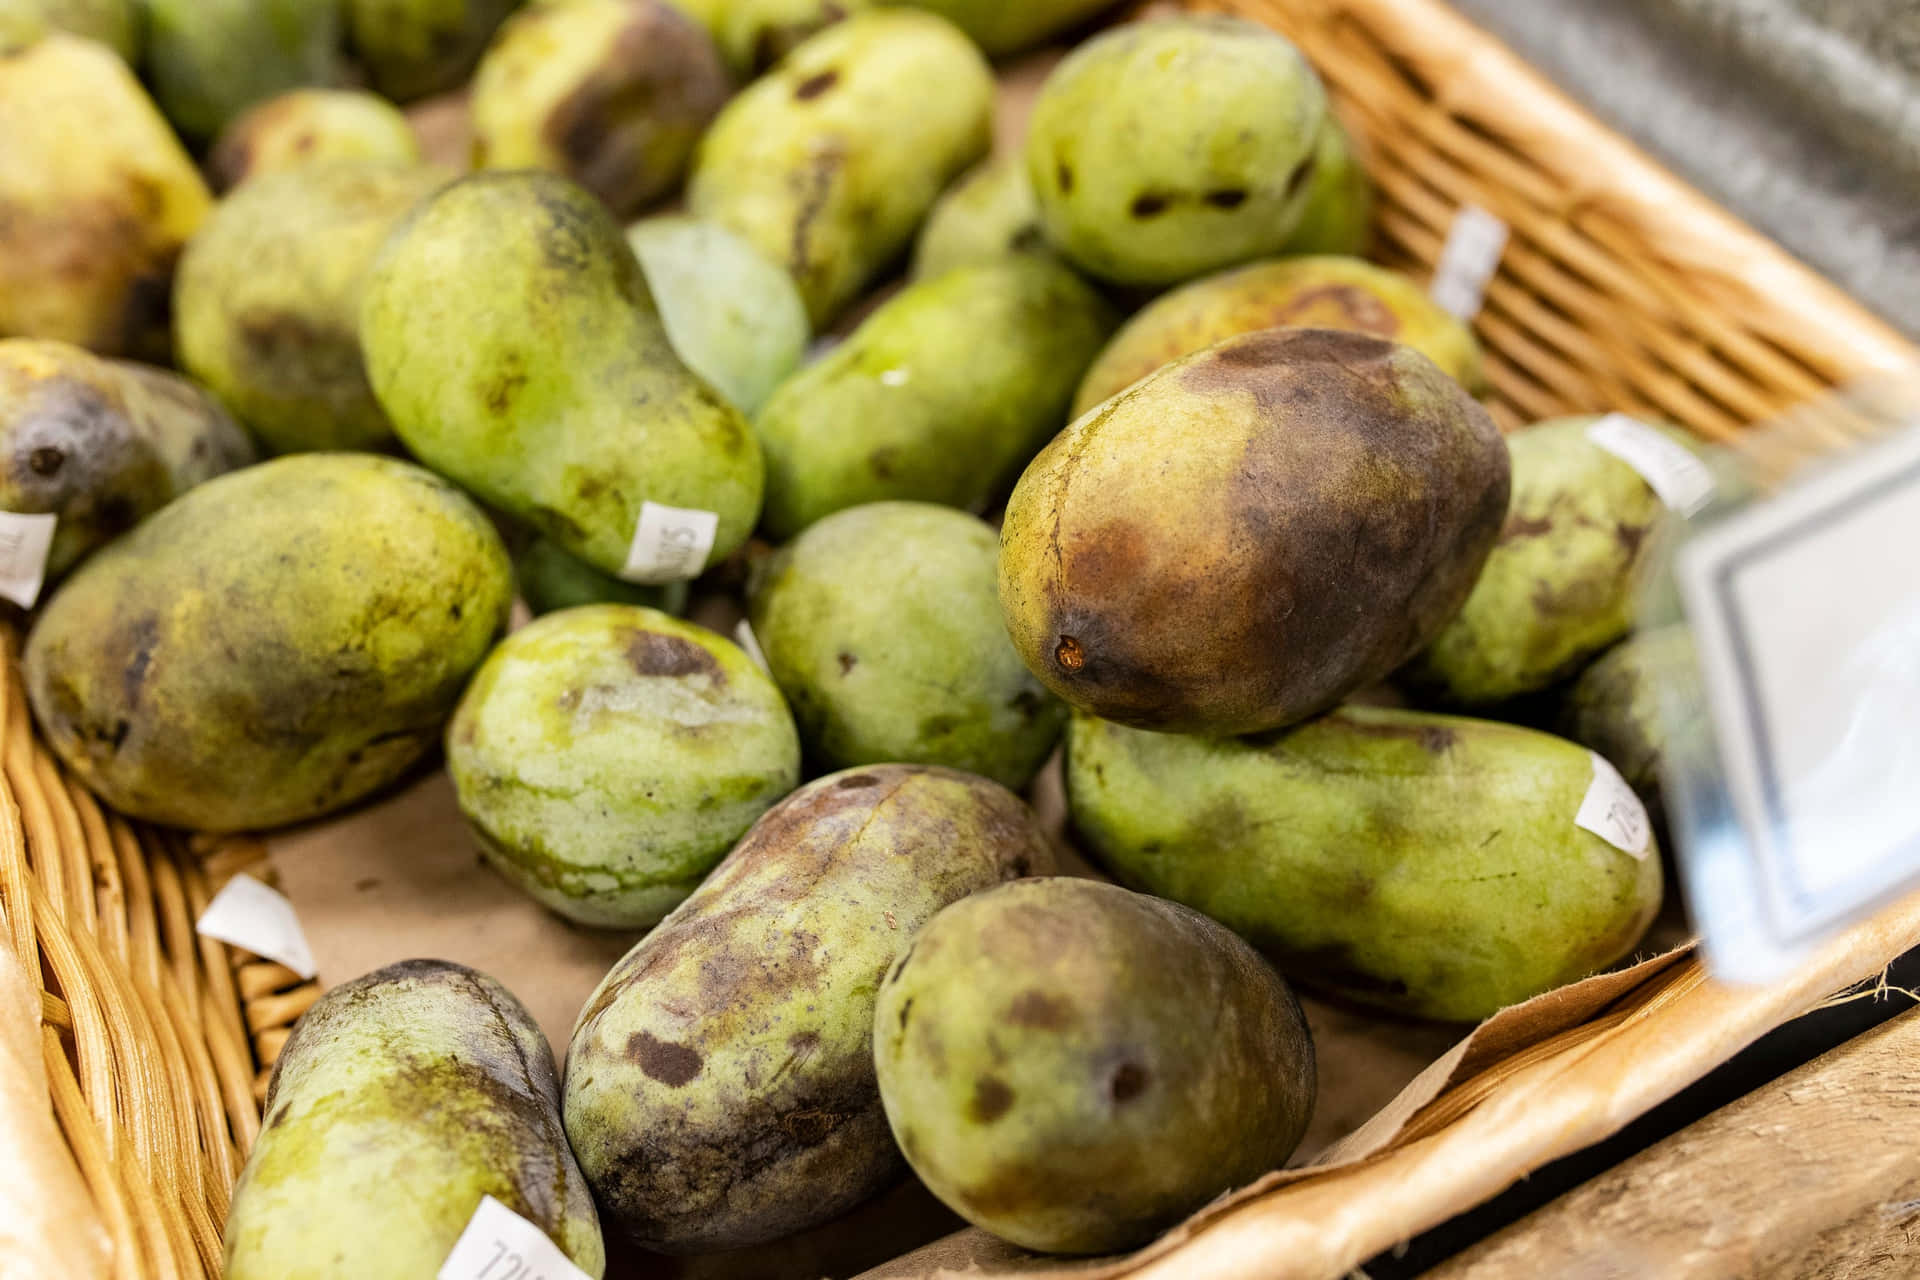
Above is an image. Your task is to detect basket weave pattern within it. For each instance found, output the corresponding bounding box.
[2,2,1915,1277]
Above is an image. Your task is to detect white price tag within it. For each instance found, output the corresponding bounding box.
[732,619,771,675]
[621,501,719,585]
[0,511,58,609]
[1669,416,1920,982]
[1587,414,1718,516]
[1430,204,1508,321]
[1575,752,1653,860]
[194,875,316,979]
[438,1196,591,1280]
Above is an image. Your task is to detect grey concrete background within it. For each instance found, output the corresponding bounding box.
[1448,0,1920,338]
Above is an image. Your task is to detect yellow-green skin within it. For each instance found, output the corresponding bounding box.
[1558,624,1699,838]
[516,535,688,616]
[748,502,1066,789]
[447,605,801,928]
[688,9,993,328]
[362,172,763,578]
[874,878,1314,1255]
[174,163,446,455]
[911,155,1049,280]
[716,0,866,77]
[472,0,730,218]
[225,959,604,1280]
[1067,706,1664,1022]
[142,0,342,141]
[208,89,422,193]
[0,32,210,361]
[627,216,810,416]
[1001,328,1510,736]
[875,0,1118,56]
[754,257,1115,538]
[0,0,136,59]
[1025,17,1326,287]
[1072,255,1484,417]
[0,340,254,583]
[24,453,512,833]
[564,764,1055,1253]
[1281,111,1374,256]
[346,0,522,102]
[1403,416,1701,707]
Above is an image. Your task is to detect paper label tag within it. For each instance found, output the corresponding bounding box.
[438,1196,591,1280]
[1669,416,1920,980]
[1430,204,1508,320]
[1587,414,1718,516]
[732,619,771,675]
[1576,752,1653,859]
[0,511,58,609]
[621,502,719,585]
[194,874,316,978]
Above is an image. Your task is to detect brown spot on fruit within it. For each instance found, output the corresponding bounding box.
[1204,188,1249,209]
[969,1075,1014,1124]
[794,69,839,100]
[1055,160,1074,194]
[1108,1061,1149,1103]
[27,447,64,477]
[627,1031,703,1086]
[625,630,721,679]
[1130,192,1170,219]
[1333,713,1458,755]
[837,651,857,675]
[1055,636,1084,671]
[1006,990,1073,1030]
[1503,512,1556,540]
[835,772,879,789]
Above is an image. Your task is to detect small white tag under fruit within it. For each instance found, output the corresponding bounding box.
[1430,204,1509,321]
[0,511,58,609]
[621,502,719,585]
[1587,414,1718,516]
[1575,752,1653,860]
[194,874,317,978]
[438,1196,591,1280]
[732,619,771,675]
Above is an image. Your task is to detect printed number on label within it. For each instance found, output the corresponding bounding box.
[1575,752,1653,860]
[439,1197,591,1280]
[622,502,719,585]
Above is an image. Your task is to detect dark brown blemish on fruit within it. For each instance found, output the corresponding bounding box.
[1130,192,1170,219]
[1055,159,1074,194]
[1006,990,1073,1030]
[1108,1061,1149,1103]
[969,1075,1014,1124]
[836,772,879,789]
[1205,187,1249,209]
[794,68,840,100]
[625,630,721,680]
[1055,636,1084,671]
[837,651,857,675]
[1503,512,1556,540]
[28,447,64,477]
[628,1031,703,1086]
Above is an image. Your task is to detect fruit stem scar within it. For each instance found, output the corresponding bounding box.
[1055,636,1084,671]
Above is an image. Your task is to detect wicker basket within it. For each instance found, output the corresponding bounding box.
[4,1,1916,1278]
